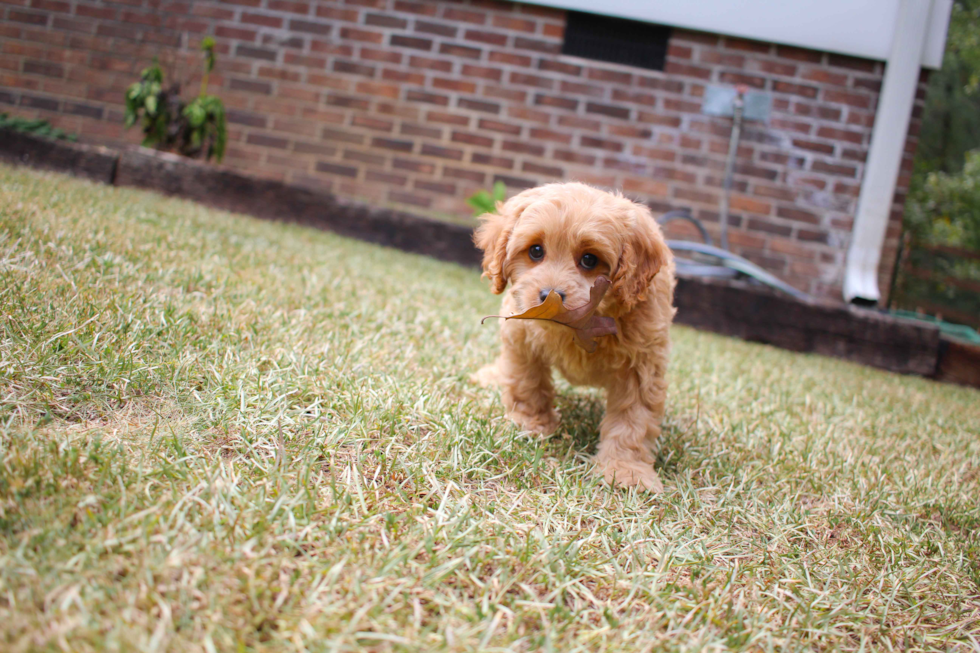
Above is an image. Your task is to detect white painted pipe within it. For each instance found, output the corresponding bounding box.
[842,0,939,304]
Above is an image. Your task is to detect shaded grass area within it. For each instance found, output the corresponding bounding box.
[0,163,978,652]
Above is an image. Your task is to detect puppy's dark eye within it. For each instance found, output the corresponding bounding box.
[580,253,599,270]
[529,245,544,261]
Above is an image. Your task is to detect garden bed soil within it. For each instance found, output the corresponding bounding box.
[2,128,972,386]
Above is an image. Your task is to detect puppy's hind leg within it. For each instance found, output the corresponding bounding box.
[471,361,502,389]
[595,366,667,492]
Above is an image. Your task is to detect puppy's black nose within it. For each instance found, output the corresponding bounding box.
[539,288,566,303]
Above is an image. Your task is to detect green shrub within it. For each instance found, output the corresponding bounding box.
[0,113,77,141]
[465,181,506,217]
[124,38,226,162]
[906,149,980,250]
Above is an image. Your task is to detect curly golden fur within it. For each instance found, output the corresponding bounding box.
[473,182,676,492]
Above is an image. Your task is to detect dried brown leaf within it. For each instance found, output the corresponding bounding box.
[482,277,618,352]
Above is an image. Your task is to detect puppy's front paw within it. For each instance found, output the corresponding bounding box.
[596,457,664,493]
[506,407,560,435]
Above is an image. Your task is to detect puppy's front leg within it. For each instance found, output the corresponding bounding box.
[596,365,666,492]
[488,332,559,435]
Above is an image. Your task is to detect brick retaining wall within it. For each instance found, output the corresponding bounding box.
[0,0,927,301]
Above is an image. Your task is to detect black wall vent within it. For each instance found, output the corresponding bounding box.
[561,10,672,71]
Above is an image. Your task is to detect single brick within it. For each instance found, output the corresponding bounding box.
[352,115,393,131]
[823,89,872,109]
[513,37,559,54]
[509,72,553,89]
[390,35,433,51]
[489,51,532,67]
[343,151,384,166]
[415,21,457,37]
[426,111,469,126]
[316,162,359,177]
[461,64,502,81]
[439,43,481,59]
[580,136,623,152]
[473,153,514,168]
[478,118,521,135]
[366,13,408,28]
[316,5,360,22]
[243,12,284,28]
[797,228,829,243]
[586,102,630,120]
[268,1,309,14]
[229,78,273,94]
[502,140,544,156]
[674,186,719,205]
[529,128,571,144]
[409,55,453,72]
[400,123,441,139]
[458,97,500,113]
[236,45,277,61]
[720,71,765,89]
[327,94,369,109]
[421,143,463,159]
[443,8,486,24]
[664,62,711,79]
[465,29,508,46]
[393,158,436,174]
[773,81,818,98]
[406,90,449,105]
[372,137,414,152]
[361,48,403,64]
[523,161,563,177]
[333,59,376,77]
[534,94,577,110]
[452,131,494,147]
[382,69,425,84]
[443,167,486,183]
[289,19,331,35]
[340,27,385,43]
[811,160,857,177]
[414,180,456,195]
[247,133,289,149]
[776,206,820,224]
[394,1,437,16]
[433,77,477,93]
[816,126,864,145]
[793,139,835,154]
[356,81,400,98]
[553,149,596,165]
[539,59,581,76]
[227,109,267,127]
[366,170,408,186]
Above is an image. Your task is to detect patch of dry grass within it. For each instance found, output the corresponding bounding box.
[1,164,978,652]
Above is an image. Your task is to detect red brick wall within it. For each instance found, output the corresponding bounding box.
[0,0,925,301]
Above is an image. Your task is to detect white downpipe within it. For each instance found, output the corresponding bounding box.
[842,0,936,304]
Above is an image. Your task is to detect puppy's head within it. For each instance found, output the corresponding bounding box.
[473,182,670,313]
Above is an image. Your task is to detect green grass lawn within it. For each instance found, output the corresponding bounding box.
[1,163,978,652]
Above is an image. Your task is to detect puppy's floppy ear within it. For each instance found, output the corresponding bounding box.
[473,187,544,294]
[611,203,672,310]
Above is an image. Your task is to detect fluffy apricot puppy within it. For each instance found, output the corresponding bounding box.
[473,182,676,492]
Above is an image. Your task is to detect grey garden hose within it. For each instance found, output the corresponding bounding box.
[657,209,814,303]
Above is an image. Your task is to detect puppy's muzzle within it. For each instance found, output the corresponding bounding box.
[539,288,566,303]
